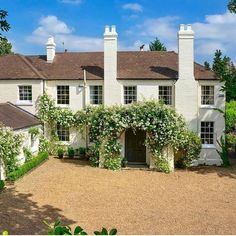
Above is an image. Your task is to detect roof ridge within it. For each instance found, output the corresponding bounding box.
[16,54,47,79]
[7,102,40,120]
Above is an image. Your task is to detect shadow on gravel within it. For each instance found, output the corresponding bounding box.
[0,187,75,235]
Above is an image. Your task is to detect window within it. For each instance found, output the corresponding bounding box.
[18,85,32,102]
[201,86,214,105]
[57,85,69,105]
[90,86,103,104]
[57,124,70,141]
[124,86,137,104]
[159,86,173,105]
[201,122,214,145]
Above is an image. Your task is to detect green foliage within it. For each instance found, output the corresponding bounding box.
[44,219,117,235]
[57,147,64,158]
[38,95,201,172]
[226,132,236,146]
[212,50,236,102]
[228,0,236,13]
[39,136,50,153]
[149,38,167,51]
[28,127,40,138]
[0,180,4,191]
[0,124,23,175]
[0,10,10,41]
[226,101,236,133]
[78,147,86,155]
[67,147,75,158]
[23,147,33,162]
[7,152,49,181]
[1,230,8,235]
[204,61,211,70]
[87,144,100,167]
[217,136,230,167]
[0,39,12,56]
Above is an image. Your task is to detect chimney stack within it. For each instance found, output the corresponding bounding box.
[46,36,56,63]
[104,25,121,105]
[178,24,194,80]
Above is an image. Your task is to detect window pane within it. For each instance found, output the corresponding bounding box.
[201,86,214,105]
[159,86,172,105]
[124,86,137,104]
[201,122,214,145]
[90,86,103,105]
[57,124,70,141]
[18,86,32,101]
[57,86,70,105]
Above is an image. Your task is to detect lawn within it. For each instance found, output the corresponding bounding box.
[0,157,236,235]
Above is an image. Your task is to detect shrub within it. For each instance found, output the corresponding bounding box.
[78,147,86,155]
[28,127,40,138]
[67,147,75,158]
[0,180,4,191]
[44,219,117,235]
[23,147,34,162]
[87,144,100,167]
[39,136,50,153]
[103,156,122,171]
[226,101,236,133]
[7,152,49,181]
[57,147,64,159]
[217,136,230,167]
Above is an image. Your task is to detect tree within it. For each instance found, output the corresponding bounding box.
[149,38,167,51]
[0,10,10,40]
[204,61,211,70]
[212,50,236,102]
[228,0,236,13]
[0,38,12,56]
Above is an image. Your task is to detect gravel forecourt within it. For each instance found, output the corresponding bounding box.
[0,157,236,235]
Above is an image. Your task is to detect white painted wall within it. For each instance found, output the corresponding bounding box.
[0,80,43,114]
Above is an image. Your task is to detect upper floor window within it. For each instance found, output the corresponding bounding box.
[57,123,70,142]
[18,85,32,102]
[201,86,214,105]
[57,85,69,105]
[159,86,173,105]
[124,86,137,104]
[90,86,103,105]
[201,121,214,145]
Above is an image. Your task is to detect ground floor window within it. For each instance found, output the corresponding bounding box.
[201,122,214,145]
[57,124,70,141]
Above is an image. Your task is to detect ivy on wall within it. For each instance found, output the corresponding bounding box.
[37,94,201,172]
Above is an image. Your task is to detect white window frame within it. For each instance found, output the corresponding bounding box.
[124,86,137,104]
[57,124,70,142]
[201,85,215,108]
[17,85,33,105]
[90,85,103,105]
[57,85,70,105]
[158,86,173,105]
[200,121,215,148]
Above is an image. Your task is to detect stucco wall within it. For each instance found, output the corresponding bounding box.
[0,80,43,114]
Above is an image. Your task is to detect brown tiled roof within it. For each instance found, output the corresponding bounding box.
[0,103,41,130]
[0,51,218,80]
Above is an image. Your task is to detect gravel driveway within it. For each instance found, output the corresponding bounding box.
[0,157,236,235]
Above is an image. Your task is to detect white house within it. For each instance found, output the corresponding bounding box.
[0,24,225,167]
[0,102,41,180]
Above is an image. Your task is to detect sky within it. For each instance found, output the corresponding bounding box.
[0,0,235,64]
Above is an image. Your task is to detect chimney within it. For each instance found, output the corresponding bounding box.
[178,24,194,79]
[46,36,56,63]
[104,25,121,105]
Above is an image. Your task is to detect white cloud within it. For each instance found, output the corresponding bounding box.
[59,0,82,5]
[122,3,143,12]
[27,15,103,51]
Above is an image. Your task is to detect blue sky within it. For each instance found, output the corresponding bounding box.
[1,0,235,64]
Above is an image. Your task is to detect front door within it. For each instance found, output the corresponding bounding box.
[125,129,146,163]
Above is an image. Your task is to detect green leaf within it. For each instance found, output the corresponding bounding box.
[101,228,108,235]
[94,231,101,235]
[109,229,117,235]
[74,226,83,235]
[2,230,9,235]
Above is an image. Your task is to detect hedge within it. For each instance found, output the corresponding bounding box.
[0,180,4,191]
[7,152,49,181]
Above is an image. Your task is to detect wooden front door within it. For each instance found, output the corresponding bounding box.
[125,129,146,163]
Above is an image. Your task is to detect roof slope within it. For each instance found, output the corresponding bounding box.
[0,103,41,130]
[0,51,217,80]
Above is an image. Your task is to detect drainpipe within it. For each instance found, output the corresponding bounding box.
[83,69,89,149]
